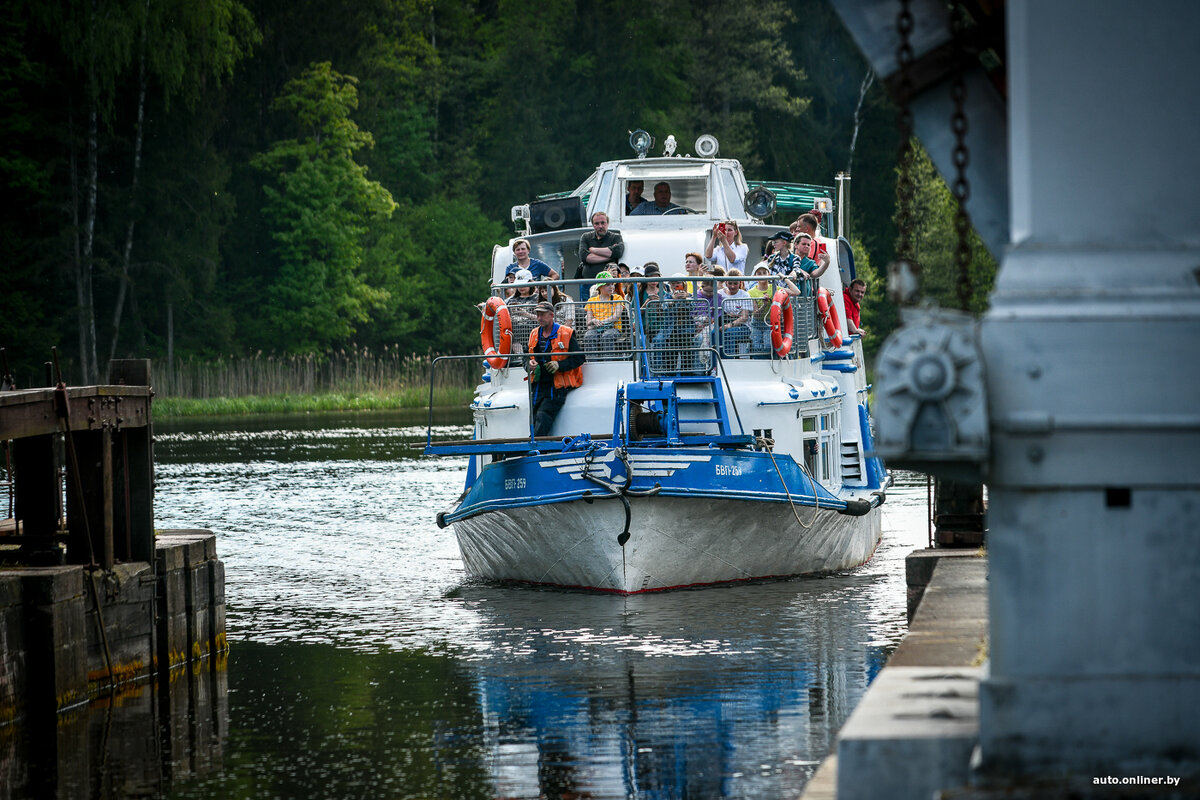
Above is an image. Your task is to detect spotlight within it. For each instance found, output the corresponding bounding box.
[743,186,777,219]
[629,129,654,158]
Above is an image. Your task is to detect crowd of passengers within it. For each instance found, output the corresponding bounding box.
[493,206,864,365]
[495,188,868,435]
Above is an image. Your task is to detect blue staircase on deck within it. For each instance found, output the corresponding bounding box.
[621,376,751,447]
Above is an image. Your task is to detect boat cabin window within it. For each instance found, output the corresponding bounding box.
[716,168,743,219]
[590,169,614,219]
[617,163,713,219]
[801,411,841,485]
[621,178,708,217]
[573,172,598,204]
[802,416,818,477]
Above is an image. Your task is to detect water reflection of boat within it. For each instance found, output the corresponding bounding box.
[452,579,891,798]
[427,133,888,593]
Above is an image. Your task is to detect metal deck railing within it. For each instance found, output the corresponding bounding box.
[488,277,823,367]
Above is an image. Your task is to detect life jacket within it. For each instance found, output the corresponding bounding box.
[528,323,583,389]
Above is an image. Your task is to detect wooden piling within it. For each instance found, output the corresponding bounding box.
[0,359,226,729]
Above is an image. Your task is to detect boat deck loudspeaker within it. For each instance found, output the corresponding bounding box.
[744,186,777,220]
[528,197,585,233]
[695,134,720,158]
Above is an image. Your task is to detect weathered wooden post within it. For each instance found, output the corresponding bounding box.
[109,359,155,564]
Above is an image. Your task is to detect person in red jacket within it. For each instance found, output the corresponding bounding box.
[526,302,586,436]
[844,279,866,335]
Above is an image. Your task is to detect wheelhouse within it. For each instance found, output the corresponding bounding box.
[495,148,838,288]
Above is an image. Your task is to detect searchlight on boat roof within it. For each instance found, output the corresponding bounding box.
[629,129,654,158]
[744,185,777,220]
[695,134,720,158]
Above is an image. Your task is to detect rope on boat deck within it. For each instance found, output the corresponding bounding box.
[758,436,819,530]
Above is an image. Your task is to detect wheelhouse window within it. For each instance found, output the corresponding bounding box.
[716,167,743,220]
[618,163,712,219]
[589,168,614,220]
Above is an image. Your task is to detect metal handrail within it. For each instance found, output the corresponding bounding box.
[489,276,821,361]
[424,343,752,451]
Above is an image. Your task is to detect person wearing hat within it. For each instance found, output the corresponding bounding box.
[506,268,541,349]
[764,231,810,280]
[526,300,584,436]
[642,262,665,296]
[582,271,627,359]
[748,264,801,356]
[636,265,661,306]
[624,263,646,304]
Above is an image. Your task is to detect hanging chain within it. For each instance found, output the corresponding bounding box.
[950,6,973,311]
[894,0,916,266]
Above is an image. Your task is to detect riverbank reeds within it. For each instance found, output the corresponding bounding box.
[154,348,476,418]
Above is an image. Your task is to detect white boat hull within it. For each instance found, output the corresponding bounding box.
[453,496,882,593]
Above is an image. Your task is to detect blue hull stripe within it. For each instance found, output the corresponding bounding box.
[443,447,848,524]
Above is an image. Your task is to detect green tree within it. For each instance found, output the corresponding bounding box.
[354,0,442,202]
[252,62,398,353]
[903,143,995,314]
[359,197,507,355]
[3,0,256,381]
[681,0,809,172]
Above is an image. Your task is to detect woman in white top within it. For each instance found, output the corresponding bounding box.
[704,220,749,274]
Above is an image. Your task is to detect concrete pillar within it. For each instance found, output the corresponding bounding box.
[977,0,1200,780]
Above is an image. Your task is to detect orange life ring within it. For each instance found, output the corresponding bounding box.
[817,288,843,348]
[769,289,794,357]
[480,296,513,369]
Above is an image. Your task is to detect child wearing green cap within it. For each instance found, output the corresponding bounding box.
[582,271,627,359]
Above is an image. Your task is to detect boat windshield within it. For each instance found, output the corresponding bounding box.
[618,162,711,218]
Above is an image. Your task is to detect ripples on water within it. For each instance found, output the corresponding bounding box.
[138,411,928,799]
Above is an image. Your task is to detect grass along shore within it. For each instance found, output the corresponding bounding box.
[153,349,477,418]
[154,386,474,419]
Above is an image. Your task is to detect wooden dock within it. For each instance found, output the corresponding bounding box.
[0,359,226,724]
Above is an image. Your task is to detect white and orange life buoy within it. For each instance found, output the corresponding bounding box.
[480,296,513,369]
[817,288,843,348]
[769,289,794,358]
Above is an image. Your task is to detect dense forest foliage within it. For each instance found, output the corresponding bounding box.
[0,0,991,387]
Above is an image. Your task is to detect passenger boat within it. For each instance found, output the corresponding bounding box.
[425,132,887,593]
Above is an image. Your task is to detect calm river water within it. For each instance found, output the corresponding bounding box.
[13,410,930,799]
